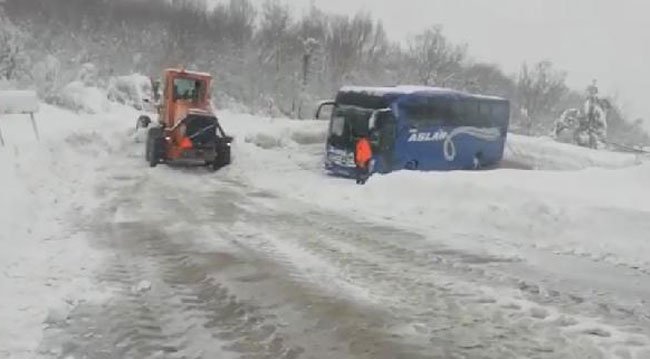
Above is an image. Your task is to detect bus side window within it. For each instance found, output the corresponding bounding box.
[463,101,480,127]
[491,102,510,132]
[479,103,492,127]
[450,101,465,126]
[403,100,445,128]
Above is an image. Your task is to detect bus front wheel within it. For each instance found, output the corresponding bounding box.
[473,152,484,170]
[406,160,418,170]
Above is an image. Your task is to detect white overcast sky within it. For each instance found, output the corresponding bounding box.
[241,0,650,123]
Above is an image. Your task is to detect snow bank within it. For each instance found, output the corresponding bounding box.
[0,90,39,114]
[56,81,112,114]
[505,134,641,170]
[107,73,154,111]
[0,102,138,357]
[220,113,650,274]
[223,111,639,172]
[224,111,328,150]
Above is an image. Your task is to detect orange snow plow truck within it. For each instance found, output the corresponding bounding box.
[138,68,232,171]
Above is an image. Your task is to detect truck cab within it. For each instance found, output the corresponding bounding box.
[142,68,232,170]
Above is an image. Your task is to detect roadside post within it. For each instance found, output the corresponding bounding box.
[0,90,40,146]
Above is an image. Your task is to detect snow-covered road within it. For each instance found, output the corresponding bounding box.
[38,151,650,359]
[2,103,650,358]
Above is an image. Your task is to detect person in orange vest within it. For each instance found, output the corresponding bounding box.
[354,136,373,185]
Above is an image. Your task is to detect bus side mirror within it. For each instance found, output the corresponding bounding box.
[369,112,378,131]
[315,100,335,119]
[369,108,393,150]
[369,108,392,131]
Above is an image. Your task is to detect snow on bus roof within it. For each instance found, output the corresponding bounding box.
[340,85,453,95]
[338,85,506,101]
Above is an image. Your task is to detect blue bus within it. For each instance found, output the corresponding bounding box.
[316,86,510,177]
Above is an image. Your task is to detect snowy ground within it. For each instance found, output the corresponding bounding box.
[505,133,643,170]
[0,102,139,357]
[2,100,650,358]
[221,111,650,273]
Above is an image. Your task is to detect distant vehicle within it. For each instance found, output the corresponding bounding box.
[138,68,232,171]
[316,86,510,177]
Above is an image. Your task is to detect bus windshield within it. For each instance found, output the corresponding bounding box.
[328,106,373,149]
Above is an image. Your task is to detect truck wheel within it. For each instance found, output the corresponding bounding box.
[136,115,151,130]
[210,146,231,171]
[146,127,164,168]
[145,134,151,162]
[219,146,232,166]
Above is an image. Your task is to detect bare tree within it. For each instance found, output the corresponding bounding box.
[517,61,568,134]
[258,0,293,71]
[5,0,605,130]
[295,5,327,84]
[223,0,256,46]
[462,62,515,97]
[0,13,29,81]
[606,104,650,147]
[325,12,387,85]
[407,26,466,86]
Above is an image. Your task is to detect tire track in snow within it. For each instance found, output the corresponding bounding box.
[177,170,650,358]
[38,129,650,359]
[164,178,435,359]
[40,169,306,359]
[228,197,650,359]
[207,222,435,359]
[234,216,571,358]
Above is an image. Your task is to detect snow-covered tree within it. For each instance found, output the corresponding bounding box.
[578,81,608,148]
[77,62,99,87]
[31,54,61,99]
[553,81,608,149]
[6,0,644,136]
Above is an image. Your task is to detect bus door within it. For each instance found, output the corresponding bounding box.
[369,109,397,173]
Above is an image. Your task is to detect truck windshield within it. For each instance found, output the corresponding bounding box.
[173,78,202,101]
[328,106,373,150]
